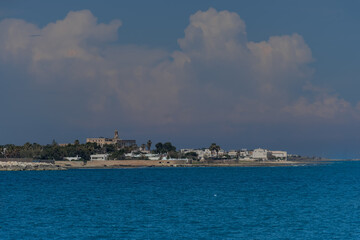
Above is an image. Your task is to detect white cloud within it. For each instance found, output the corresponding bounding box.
[247,34,313,85]
[33,10,121,62]
[0,19,37,62]
[0,8,355,128]
[285,94,351,119]
[178,8,247,60]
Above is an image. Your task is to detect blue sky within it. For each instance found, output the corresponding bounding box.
[1,1,360,158]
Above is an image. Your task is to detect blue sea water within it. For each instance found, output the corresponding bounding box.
[1,162,360,239]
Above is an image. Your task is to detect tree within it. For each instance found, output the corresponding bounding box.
[163,142,176,152]
[185,152,198,160]
[155,142,164,154]
[155,142,176,154]
[147,140,152,151]
[209,143,220,158]
[103,144,115,153]
[110,149,126,160]
[5,144,20,158]
[41,145,63,160]
[74,139,80,145]
[23,142,32,150]
[168,151,179,159]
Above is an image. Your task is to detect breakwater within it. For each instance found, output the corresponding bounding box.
[0,161,65,171]
[0,158,55,163]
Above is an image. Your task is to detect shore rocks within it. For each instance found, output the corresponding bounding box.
[0,161,66,171]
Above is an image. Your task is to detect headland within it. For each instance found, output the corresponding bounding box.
[0,130,341,171]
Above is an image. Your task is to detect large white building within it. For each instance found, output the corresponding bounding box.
[251,149,288,160]
[252,148,268,160]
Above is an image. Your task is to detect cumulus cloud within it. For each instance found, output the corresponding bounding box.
[247,34,313,91]
[178,8,247,60]
[0,7,356,130]
[285,94,351,119]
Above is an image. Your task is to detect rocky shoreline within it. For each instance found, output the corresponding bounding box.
[0,158,344,171]
[55,159,334,169]
[0,161,66,171]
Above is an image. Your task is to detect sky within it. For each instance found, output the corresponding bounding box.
[1,0,360,158]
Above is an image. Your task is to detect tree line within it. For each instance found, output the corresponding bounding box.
[0,140,221,160]
[0,141,102,160]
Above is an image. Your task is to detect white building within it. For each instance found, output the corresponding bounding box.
[239,149,250,159]
[269,151,287,160]
[180,149,194,154]
[90,154,109,161]
[64,155,81,161]
[146,154,162,160]
[180,149,212,159]
[125,152,162,160]
[252,148,268,160]
[228,150,238,158]
[217,149,226,157]
[202,149,212,158]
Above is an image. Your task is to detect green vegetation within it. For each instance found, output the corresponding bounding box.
[209,143,221,157]
[0,140,233,161]
[184,151,198,160]
[109,148,131,160]
[154,142,176,154]
[0,142,125,160]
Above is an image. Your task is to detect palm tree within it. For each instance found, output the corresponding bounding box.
[209,143,221,158]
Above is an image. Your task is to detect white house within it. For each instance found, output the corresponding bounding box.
[125,152,162,160]
[217,149,226,157]
[90,154,109,161]
[64,155,81,161]
[180,148,212,159]
[228,150,238,158]
[252,148,268,160]
[180,149,195,154]
[239,149,250,159]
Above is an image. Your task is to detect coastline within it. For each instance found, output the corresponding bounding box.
[54,159,335,170]
[0,158,350,171]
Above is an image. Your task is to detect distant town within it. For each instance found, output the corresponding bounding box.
[1,130,291,162]
[85,130,289,161]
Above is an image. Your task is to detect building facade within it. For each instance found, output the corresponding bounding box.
[86,130,136,148]
[252,148,268,160]
[268,151,287,160]
[90,154,109,161]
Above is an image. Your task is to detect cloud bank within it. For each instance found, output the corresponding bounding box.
[0,8,357,133]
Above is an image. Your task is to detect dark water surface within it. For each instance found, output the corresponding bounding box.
[1,162,360,239]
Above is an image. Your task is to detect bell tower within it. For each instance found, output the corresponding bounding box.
[114,130,119,139]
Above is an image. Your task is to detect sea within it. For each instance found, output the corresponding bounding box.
[1,161,360,239]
